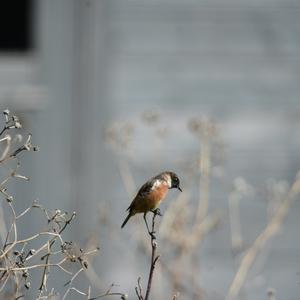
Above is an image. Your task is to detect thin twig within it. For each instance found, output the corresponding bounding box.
[135,277,143,300]
[86,283,127,300]
[144,211,160,300]
[38,212,76,291]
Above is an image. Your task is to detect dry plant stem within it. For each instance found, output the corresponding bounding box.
[88,283,126,300]
[89,292,126,300]
[196,137,210,223]
[0,135,12,161]
[0,127,7,137]
[84,263,106,291]
[0,143,31,164]
[226,176,300,300]
[144,212,160,300]
[0,112,108,299]
[118,158,136,197]
[168,137,213,295]
[38,212,76,291]
[229,192,243,252]
[64,280,125,300]
[0,198,85,298]
[135,277,143,300]
[170,211,219,294]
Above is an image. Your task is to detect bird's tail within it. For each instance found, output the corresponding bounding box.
[121,213,132,228]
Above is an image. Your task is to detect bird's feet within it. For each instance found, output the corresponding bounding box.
[152,208,163,217]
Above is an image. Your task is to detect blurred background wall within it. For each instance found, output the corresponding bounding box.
[0,0,300,299]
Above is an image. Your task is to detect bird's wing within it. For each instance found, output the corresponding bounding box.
[126,179,155,211]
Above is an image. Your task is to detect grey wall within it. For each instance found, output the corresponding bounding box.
[1,0,300,299]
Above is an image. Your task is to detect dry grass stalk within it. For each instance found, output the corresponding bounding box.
[226,175,300,300]
[106,113,298,300]
[0,110,125,300]
[106,116,222,299]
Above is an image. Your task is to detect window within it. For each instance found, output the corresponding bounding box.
[0,1,33,52]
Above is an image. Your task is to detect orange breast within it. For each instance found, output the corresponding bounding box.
[146,184,169,208]
[132,183,169,213]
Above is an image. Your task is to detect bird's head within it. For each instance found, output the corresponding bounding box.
[165,171,182,192]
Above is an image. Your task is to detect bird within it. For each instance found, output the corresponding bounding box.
[121,171,182,232]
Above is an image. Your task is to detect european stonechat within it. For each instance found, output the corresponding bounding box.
[121,171,182,231]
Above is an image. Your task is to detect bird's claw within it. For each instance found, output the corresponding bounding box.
[153,208,163,217]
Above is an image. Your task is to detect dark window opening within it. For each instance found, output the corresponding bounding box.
[0,1,33,52]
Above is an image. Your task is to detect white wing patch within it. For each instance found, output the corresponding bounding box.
[151,175,172,190]
[151,179,162,190]
[166,174,172,188]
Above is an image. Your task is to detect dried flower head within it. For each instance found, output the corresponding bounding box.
[2,109,23,131]
[141,110,160,125]
[188,117,218,139]
[104,121,134,151]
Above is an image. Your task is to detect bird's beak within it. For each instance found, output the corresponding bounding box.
[178,186,182,192]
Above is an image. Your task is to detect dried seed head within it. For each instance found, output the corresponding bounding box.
[29,249,36,255]
[3,109,10,116]
[7,196,13,202]
[141,110,160,125]
[25,282,31,289]
[188,117,218,139]
[22,270,29,278]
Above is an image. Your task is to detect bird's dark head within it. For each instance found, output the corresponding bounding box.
[166,171,182,192]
